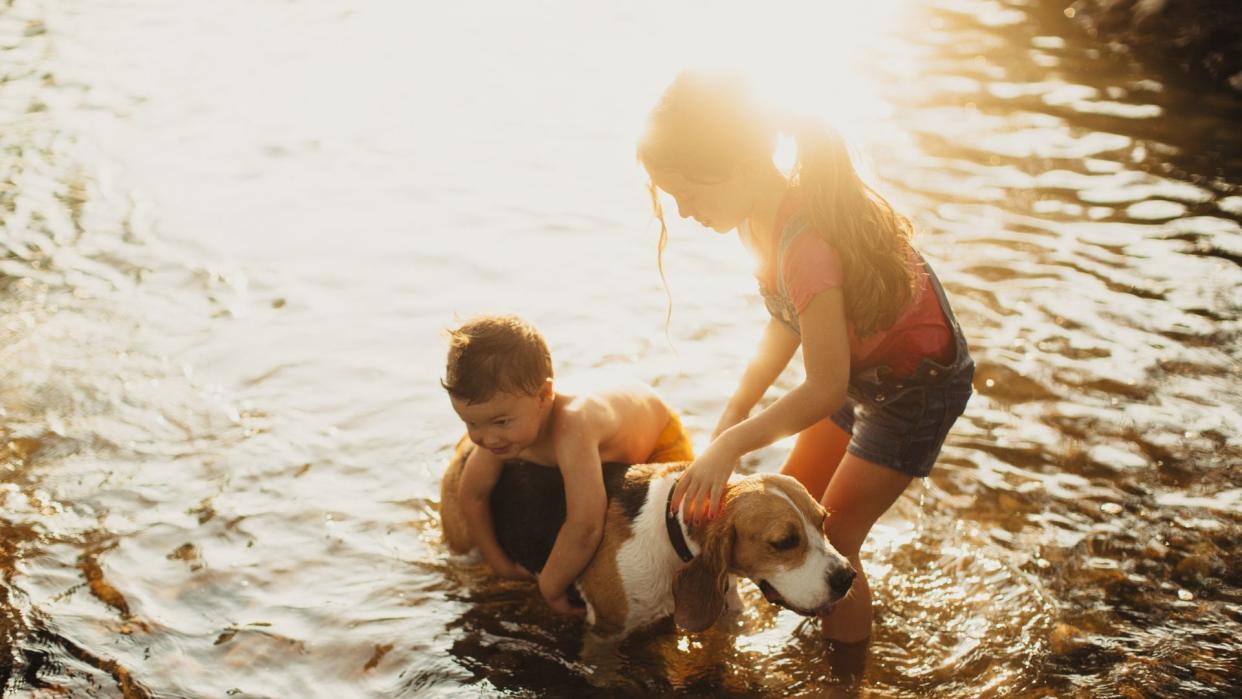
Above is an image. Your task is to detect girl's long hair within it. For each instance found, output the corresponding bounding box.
[639,71,915,337]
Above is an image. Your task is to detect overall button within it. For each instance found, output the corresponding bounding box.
[875,393,886,402]
[928,368,939,377]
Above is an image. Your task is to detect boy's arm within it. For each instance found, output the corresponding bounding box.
[716,316,802,438]
[458,446,532,580]
[538,417,608,614]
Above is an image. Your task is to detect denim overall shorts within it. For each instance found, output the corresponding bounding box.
[761,213,975,477]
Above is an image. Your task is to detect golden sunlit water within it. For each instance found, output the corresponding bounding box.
[3,0,1240,696]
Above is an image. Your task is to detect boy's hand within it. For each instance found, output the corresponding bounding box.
[489,561,534,583]
[541,588,583,615]
[539,576,586,615]
[670,438,738,525]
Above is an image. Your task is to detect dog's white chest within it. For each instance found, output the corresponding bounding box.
[613,480,685,631]
[615,534,678,629]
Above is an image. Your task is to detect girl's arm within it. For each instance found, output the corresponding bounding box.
[538,418,608,614]
[672,289,851,520]
[458,448,533,580]
[714,316,802,439]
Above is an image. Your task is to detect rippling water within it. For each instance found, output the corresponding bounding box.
[2,0,1240,696]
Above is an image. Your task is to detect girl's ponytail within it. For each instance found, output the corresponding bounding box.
[788,119,915,337]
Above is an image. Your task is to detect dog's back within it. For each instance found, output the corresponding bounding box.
[490,458,644,575]
[443,437,655,573]
[441,440,691,636]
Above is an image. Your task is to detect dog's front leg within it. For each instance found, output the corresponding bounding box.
[723,574,743,614]
[579,631,629,688]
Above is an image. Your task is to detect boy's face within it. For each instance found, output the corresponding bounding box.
[450,383,551,459]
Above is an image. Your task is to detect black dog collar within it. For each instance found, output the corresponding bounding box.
[665,479,695,563]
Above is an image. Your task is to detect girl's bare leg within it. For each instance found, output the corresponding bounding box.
[817,454,912,643]
[779,416,852,500]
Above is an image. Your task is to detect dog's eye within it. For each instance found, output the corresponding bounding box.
[771,534,800,551]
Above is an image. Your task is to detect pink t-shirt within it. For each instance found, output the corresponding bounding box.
[749,195,955,378]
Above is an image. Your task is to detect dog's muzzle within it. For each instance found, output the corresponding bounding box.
[759,566,856,616]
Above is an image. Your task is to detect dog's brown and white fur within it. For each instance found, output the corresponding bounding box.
[441,439,855,638]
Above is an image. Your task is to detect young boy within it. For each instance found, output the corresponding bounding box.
[443,315,693,614]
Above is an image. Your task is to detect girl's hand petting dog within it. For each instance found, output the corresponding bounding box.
[671,438,739,525]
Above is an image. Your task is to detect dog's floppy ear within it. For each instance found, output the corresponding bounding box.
[671,519,734,632]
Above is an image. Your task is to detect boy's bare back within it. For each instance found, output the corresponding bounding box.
[518,379,674,469]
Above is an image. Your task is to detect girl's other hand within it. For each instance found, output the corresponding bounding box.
[670,439,737,525]
[711,405,748,442]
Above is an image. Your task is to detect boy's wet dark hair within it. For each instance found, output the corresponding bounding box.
[442,315,553,404]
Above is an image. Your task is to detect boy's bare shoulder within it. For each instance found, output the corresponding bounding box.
[562,379,662,415]
[554,379,667,442]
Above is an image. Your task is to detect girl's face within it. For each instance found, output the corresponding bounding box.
[647,165,755,235]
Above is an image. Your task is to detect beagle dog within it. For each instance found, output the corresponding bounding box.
[440,438,856,638]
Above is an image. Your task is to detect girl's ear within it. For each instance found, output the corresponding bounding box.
[671,521,735,632]
[735,155,767,182]
[539,377,554,403]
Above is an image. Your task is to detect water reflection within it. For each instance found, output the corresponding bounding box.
[2,0,1240,696]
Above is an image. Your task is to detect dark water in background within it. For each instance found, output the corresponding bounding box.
[2,0,1240,697]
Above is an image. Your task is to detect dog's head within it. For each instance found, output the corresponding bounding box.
[672,473,855,631]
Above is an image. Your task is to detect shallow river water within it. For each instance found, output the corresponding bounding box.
[2,0,1240,697]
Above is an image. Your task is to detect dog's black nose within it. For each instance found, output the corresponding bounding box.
[829,567,856,597]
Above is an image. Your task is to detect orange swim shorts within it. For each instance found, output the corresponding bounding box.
[645,412,695,463]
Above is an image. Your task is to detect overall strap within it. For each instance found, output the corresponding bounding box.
[774,210,811,302]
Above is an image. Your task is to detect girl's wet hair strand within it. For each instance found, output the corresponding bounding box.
[648,180,674,333]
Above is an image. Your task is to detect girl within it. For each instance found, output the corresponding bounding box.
[639,71,974,643]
